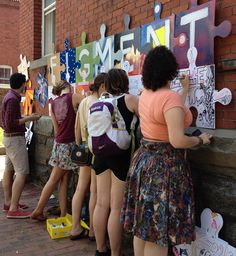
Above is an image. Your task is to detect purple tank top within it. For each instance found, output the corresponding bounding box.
[52,93,76,143]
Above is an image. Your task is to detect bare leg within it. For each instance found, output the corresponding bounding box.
[2,169,14,206]
[88,169,97,238]
[31,166,67,217]
[144,240,168,256]
[133,236,145,256]
[58,171,71,217]
[9,173,27,211]
[107,173,126,256]
[93,169,111,252]
[71,166,91,236]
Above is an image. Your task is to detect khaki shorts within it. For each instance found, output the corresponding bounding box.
[3,136,29,175]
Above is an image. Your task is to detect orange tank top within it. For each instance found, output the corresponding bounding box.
[139,89,192,141]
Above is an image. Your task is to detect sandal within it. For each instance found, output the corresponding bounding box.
[70,228,88,240]
[88,235,96,242]
[95,249,111,256]
[30,213,46,221]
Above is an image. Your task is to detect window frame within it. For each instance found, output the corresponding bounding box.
[0,65,12,89]
[42,0,56,57]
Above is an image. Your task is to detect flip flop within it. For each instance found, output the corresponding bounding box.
[30,213,46,221]
[70,229,88,240]
[88,235,96,242]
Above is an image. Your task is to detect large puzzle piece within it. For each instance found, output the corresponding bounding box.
[174,0,231,68]
[174,208,236,256]
[169,0,232,128]
[47,52,65,86]
[76,32,100,83]
[60,38,81,84]
[141,3,187,52]
[94,24,123,75]
[115,14,140,74]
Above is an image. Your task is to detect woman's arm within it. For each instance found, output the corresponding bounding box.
[50,110,59,136]
[164,107,212,148]
[72,93,84,111]
[74,110,81,145]
[179,75,189,103]
[125,94,139,117]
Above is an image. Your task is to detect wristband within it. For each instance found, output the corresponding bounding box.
[197,136,203,146]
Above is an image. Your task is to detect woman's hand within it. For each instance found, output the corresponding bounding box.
[199,133,213,145]
[181,74,190,92]
[179,74,190,103]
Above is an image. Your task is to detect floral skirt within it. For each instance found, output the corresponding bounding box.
[49,141,78,171]
[121,139,195,247]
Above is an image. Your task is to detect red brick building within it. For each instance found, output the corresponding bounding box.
[18,0,236,247]
[0,0,20,114]
[18,0,236,128]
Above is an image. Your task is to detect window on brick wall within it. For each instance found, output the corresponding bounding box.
[42,0,56,56]
[0,65,12,88]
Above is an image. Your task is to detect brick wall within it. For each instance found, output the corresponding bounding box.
[19,0,236,128]
[0,0,20,126]
[0,0,19,72]
[19,0,41,60]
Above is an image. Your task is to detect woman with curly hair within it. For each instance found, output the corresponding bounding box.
[121,46,212,256]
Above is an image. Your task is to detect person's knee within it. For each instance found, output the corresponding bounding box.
[96,196,110,210]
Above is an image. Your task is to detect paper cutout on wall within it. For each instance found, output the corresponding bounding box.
[171,64,216,128]
[174,208,236,256]
[34,73,48,108]
[17,54,30,81]
[115,15,140,72]
[60,38,81,84]
[76,32,100,83]
[25,121,33,149]
[47,53,65,86]
[94,24,123,75]
[22,80,34,115]
[174,0,232,69]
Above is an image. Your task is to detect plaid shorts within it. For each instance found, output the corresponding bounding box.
[49,141,78,171]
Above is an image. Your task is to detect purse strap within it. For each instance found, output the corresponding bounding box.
[85,127,95,164]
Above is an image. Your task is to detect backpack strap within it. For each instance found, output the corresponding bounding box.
[85,127,95,164]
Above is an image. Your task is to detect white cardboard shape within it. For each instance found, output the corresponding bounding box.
[17,54,30,81]
[174,208,236,256]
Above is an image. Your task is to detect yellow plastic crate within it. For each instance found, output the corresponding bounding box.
[46,213,90,239]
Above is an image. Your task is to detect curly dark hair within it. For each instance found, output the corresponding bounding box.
[142,46,178,91]
[106,68,129,95]
[10,73,26,89]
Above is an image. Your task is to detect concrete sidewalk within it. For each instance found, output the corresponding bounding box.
[0,155,96,256]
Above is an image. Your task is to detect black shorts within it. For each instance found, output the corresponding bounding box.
[92,152,131,182]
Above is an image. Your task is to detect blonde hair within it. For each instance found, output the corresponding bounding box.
[52,80,70,96]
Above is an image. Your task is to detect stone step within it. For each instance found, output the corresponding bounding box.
[0,146,5,155]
